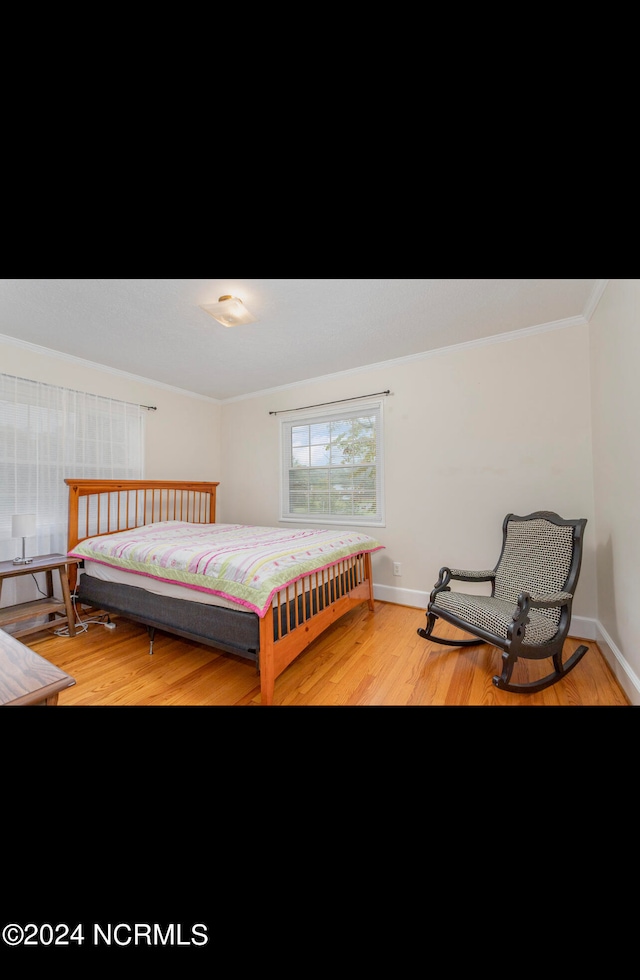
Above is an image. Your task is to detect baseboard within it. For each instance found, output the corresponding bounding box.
[595,623,640,706]
[375,585,596,640]
[374,584,428,609]
[373,584,639,705]
[570,616,597,641]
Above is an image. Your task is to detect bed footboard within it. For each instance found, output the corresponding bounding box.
[259,553,375,705]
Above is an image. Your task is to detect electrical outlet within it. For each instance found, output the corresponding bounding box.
[393,562,402,577]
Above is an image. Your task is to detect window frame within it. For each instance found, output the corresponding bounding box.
[279,399,386,528]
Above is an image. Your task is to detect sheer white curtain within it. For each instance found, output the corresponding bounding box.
[0,374,144,611]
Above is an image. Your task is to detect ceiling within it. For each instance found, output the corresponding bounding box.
[0,279,605,402]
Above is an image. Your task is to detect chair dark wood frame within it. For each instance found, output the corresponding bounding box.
[418,511,589,694]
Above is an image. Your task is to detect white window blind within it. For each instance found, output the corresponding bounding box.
[280,400,385,527]
[0,374,144,585]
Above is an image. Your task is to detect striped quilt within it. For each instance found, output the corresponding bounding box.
[69,522,384,618]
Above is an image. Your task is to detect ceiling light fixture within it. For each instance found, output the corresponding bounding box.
[200,295,258,328]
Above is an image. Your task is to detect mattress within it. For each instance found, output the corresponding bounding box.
[82,560,245,610]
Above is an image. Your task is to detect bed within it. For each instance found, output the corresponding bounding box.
[65,479,384,705]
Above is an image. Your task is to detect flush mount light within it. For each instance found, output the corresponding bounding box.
[200,295,258,327]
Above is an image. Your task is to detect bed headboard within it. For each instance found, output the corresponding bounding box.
[65,479,219,553]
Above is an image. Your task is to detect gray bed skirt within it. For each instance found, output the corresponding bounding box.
[77,563,352,666]
[76,574,261,663]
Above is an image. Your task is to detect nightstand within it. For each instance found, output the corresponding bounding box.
[0,554,81,639]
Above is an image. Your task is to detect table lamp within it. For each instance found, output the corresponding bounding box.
[12,514,37,565]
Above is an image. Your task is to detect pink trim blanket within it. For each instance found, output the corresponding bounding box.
[69,521,384,618]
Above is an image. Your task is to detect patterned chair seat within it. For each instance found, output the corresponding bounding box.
[432,591,559,646]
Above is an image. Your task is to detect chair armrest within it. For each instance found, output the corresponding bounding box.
[527,591,573,609]
[449,569,496,582]
[431,566,495,600]
[512,591,573,624]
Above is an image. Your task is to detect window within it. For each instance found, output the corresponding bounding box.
[0,374,145,567]
[280,400,385,527]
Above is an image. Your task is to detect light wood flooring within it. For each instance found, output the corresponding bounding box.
[21,601,630,707]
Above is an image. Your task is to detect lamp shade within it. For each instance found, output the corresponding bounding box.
[12,514,36,539]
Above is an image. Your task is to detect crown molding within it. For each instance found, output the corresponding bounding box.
[0,332,222,405]
[221,314,589,405]
[584,279,610,320]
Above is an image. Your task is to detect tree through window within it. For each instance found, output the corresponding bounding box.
[281,401,385,527]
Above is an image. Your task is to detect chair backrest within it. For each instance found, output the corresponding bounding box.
[494,512,587,625]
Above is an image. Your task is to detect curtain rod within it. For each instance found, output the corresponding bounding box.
[0,371,157,412]
[269,390,391,416]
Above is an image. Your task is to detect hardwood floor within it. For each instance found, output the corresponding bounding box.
[18,601,630,707]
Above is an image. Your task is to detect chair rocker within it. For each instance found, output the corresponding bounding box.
[418,511,589,694]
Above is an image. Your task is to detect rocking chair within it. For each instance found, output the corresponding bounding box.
[418,511,589,694]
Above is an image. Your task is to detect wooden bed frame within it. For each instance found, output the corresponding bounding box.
[65,479,376,705]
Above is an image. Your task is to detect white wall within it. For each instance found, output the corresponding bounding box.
[222,323,597,625]
[590,279,640,704]
[0,338,222,481]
